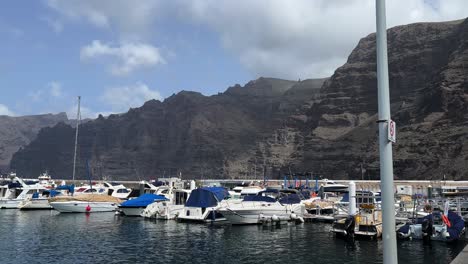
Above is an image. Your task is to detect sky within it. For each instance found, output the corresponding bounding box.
[0,0,467,118]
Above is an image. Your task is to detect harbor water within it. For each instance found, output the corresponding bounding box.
[0,210,465,264]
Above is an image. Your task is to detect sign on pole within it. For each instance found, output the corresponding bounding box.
[388,119,396,143]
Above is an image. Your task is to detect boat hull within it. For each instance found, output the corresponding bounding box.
[50,201,118,213]
[19,199,52,210]
[177,206,226,222]
[119,207,145,216]
[220,208,292,225]
[0,199,21,209]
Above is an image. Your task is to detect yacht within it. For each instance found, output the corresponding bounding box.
[218,189,305,225]
[322,179,348,193]
[73,181,132,199]
[103,182,132,199]
[37,171,56,189]
[177,187,229,222]
[0,177,50,209]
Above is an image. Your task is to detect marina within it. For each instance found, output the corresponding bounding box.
[0,173,467,263]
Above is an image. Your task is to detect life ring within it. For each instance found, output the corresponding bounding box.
[442,214,451,228]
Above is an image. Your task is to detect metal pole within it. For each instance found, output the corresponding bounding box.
[375,1,398,263]
[72,96,81,182]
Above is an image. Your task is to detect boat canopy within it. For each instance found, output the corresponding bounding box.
[7,182,22,189]
[243,195,276,203]
[185,187,229,208]
[279,193,301,204]
[120,194,167,207]
[56,184,75,193]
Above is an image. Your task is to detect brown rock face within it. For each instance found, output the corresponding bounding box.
[9,18,468,181]
[298,19,468,180]
[10,78,325,179]
[0,113,68,172]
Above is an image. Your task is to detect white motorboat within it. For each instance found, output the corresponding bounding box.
[49,194,121,213]
[177,187,229,222]
[38,171,56,189]
[118,193,168,216]
[142,189,192,219]
[103,182,132,199]
[322,179,348,193]
[51,201,118,213]
[218,189,305,225]
[0,177,50,209]
[73,181,132,199]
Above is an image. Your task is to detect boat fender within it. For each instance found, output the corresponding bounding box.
[86,204,91,212]
[290,213,298,220]
[272,215,279,222]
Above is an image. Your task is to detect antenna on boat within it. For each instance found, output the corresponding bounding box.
[72,96,81,183]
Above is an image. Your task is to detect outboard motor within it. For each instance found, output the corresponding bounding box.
[344,215,356,239]
[421,218,433,243]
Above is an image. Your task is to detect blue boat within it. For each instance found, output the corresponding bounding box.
[177,187,229,222]
[119,193,168,216]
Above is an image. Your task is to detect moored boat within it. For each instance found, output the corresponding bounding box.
[177,187,229,222]
[49,194,121,213]
[118,193,167,216]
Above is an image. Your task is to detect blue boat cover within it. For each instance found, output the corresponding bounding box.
[7,182,22,189]
[243,195,276,203]
[55,184,75,193]
[120,194,167,207]
[185,187,229,208]
[279,194,301,204]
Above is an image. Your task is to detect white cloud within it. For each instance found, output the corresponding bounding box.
[101,83,162,112]
[46,0,468,79]
[28,81,63,102]
[0,104,15,116]
[48,81,63,97]
[45,0,162,40]
[179,0,468,79]
[80,40,165,76]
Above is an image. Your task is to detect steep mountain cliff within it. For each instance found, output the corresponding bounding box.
[0,113,68,172]
[10,78,326,179]
[297,18,468,180]
[10,18,468,180]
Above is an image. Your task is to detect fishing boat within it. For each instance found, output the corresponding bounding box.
[177,187,229,222]
[118,194,167,216]
[397,203,465,242]
[331,191,383,239]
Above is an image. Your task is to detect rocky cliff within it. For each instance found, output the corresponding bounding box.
[10,18,468,180]
[0,113,68,173]
[10,78,326,179]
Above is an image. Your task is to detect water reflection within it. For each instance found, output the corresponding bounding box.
[0,210,465,264]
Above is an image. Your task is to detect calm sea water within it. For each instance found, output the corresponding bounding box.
[0,210,465,264]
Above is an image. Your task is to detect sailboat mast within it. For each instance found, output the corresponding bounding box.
[72,96,81,182]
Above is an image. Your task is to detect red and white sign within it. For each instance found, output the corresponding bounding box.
[388,119,396,143]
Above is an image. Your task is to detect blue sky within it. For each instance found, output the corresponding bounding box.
[0,0,466,118]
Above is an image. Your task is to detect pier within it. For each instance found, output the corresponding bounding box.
[451,244,468,264]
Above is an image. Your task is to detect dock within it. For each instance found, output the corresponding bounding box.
[451,244,468,264]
